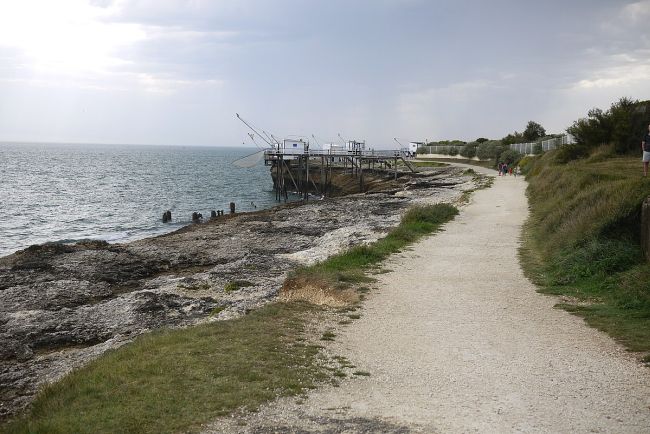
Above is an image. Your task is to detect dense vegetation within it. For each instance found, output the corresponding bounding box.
[418,120,553,168]
[522,148,650,360]
[566,97,650,157]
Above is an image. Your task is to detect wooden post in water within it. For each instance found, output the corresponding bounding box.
[229,202,236,214]
[394,157,398,180]
[320,155,325,197]
[359,158,364,192]
[305,154,310,201]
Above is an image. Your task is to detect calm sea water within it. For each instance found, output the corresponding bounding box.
[0,143,290,257]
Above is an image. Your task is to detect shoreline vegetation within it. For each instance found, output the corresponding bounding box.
[2,202,461,434]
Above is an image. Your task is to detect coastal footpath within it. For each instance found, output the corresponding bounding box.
[0,165,476,420]
[208,167,650,433]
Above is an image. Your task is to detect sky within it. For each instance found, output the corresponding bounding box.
[0,0,649,148]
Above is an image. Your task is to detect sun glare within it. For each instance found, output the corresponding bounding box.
[0,0,144,75]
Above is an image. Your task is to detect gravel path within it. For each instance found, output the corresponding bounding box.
[208,169,650,433]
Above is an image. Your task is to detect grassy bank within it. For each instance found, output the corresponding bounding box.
[4,203,460,433]
[521,149,650,360]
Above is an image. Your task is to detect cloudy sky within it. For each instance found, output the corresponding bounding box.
[0,0,649,148]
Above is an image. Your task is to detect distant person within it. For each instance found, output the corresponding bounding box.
[642,123,650,177]
[502,163,508,177]
[508,166,513,176]
[498,162,503,176]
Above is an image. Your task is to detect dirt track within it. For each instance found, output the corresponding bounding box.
[208,168,650,433]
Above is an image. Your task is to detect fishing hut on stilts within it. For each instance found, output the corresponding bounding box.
[234,113,417,202]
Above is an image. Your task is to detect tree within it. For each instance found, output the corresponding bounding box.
[501,132,524,146]
[476,140,507,161]
[460,143,477,159]
[523,121,546,141]
[475,137,489,143]
[567,97,649,155]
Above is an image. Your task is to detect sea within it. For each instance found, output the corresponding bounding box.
[0,142,293,258]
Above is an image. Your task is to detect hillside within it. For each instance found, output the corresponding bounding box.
[521,149,650,361]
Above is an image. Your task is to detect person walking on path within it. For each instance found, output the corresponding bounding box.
[642,123,650,177]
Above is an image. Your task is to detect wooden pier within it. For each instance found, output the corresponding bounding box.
[264,149,416,201]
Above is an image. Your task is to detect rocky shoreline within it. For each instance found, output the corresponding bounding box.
[0,165,478,420]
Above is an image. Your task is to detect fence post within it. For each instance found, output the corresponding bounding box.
[642,197,650,262]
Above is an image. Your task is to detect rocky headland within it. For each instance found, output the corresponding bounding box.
[0,165,478,420]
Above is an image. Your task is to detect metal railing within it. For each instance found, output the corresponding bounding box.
[417,145,464,155]
[510,134,575,155]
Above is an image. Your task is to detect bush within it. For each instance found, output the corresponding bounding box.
[533,143,543,154]
[553,143,589,164]
[567,97,650,157]
[517,155,538,175]
[447,146,459,156]
[498,149,523,166]
[476,140,505,160]
[460,143,477,159]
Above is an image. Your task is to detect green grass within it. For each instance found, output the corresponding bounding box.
[224,280,253,292]
[209,306,226,316]
[287,204,458,288]
[2,303,329,434]
[521,150,650,356]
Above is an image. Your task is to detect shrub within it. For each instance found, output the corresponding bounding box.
[447,146,459,156]
[567,97,650,157]
[498,149,523,166]
[460,143,477,159]
[476,140,505,160]
[553,143,589,164]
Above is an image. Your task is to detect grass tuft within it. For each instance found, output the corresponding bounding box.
[224,280,253,292]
